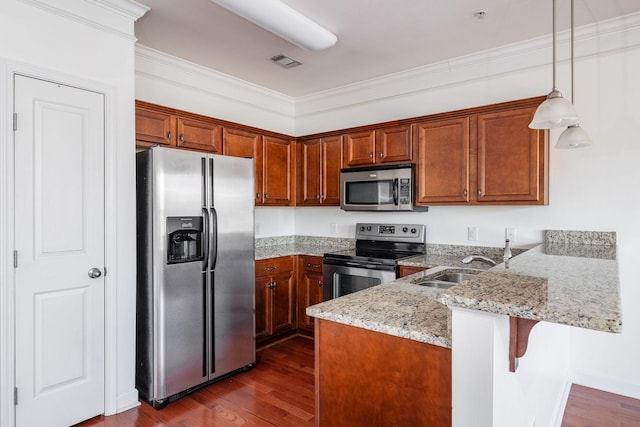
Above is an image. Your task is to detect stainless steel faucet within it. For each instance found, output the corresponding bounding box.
[504,239,512,269]
[461,255,497,266]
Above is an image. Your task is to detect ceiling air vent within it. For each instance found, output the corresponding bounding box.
[271,54,302,69]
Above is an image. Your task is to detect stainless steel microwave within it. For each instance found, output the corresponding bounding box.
[340,164,427,211]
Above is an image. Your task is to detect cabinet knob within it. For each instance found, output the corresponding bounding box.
[319,280,323,286]
[256,193,260,199]
[264,266,277,271]
[379,152,384,158]
[265,193,269,198]
[269,281,277,289]
[167,132,171,140]
[317,194,321,199]
[307,263,321,268]
[463,189,468,197]
[369,152,373,158]
[179,134,184,142]
[478,189,483,196]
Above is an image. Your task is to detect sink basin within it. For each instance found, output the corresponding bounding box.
[414,280,456,289]
[411,269,480,289]
[431,272,478,283]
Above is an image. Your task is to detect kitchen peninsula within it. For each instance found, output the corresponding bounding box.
[307,230,621,426]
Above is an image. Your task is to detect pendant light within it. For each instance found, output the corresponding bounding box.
[529,0,579,129]
[556,0,592,148]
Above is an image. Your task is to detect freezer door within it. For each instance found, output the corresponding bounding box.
[209,154,256,379]
[152,148,208,399]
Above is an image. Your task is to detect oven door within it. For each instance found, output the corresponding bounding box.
[322,263,397,301]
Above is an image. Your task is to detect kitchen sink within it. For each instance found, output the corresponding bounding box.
[411,269,480,289]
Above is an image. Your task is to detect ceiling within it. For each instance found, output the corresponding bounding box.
[134,0,640,97]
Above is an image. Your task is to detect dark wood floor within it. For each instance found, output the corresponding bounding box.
[76,335,640,427]
[561,383,640,427]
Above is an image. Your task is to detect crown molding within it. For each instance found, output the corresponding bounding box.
[86,0,149,20]
[18,0,148,40]
[295,11,640,117]
[135,44,295,119]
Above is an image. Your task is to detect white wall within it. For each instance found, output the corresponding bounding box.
[135,11,640,401]
[0,0,145,422]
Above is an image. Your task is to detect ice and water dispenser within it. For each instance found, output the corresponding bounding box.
[166,216,204,264]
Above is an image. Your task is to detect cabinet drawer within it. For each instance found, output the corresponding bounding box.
[256,256,294,277]
[300,256,323,273]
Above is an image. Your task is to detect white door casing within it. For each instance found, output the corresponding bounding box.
[13,75,105,426]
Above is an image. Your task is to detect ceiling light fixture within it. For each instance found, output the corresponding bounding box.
[529,0,579,129]
[210,0,337,51]
[556,0,592,148]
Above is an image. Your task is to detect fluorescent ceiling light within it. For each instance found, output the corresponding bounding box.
[210,0,337,51]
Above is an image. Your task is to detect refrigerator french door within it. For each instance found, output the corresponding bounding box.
[136,147,255,408]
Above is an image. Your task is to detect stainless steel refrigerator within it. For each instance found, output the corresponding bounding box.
[136,147,255,408]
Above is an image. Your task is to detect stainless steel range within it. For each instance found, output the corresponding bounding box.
[323,223,426,300]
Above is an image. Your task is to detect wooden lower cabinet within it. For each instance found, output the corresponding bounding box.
[398,265,429,277]
[255,257,296,344]
[315,319,452,426]
[297,256,324,332]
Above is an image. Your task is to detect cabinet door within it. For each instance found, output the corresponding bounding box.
[320,136,342,205]
[135,107,175,147]
[263,136,294,206]
[415,117,470,204]
[270,271,296,335]
[254,275,272,342]
[476,107,547,204]
[223,127,263,204]
[343,130,376,167]
[376,125,413,164]
[176,117,222,153]
[297,139,321,206]
[297,256,324,331]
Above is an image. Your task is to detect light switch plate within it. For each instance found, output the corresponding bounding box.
[467,226,478,241]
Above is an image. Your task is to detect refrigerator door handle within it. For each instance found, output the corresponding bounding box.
[202,207,209,271]
[210,207,218,270]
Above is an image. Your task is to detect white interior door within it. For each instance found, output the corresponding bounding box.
[13,75,105,427]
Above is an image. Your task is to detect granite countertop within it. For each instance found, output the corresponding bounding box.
[439,243,622,333]
[255,243,336,260]
[307,230,622,348]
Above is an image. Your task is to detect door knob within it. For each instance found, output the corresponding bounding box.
[88,267,102,279]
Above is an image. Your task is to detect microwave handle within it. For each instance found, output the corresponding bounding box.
[393,178,399,206]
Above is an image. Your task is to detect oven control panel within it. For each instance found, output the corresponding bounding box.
[355,223,426,243]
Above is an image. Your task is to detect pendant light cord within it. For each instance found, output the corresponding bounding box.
[552,0,557,90]
[570,0,575,103]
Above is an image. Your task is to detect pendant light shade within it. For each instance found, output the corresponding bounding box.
[529,0,578,129]
[529,89,579,129]
[556,124,592,148]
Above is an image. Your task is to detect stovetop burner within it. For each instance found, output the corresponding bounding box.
[323,223,426,265]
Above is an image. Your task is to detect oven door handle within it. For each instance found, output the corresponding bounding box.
[393,178,399,206]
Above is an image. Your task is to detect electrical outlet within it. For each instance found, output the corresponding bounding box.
[467,226,478,241]
[505,227,516,242]
[330,223,338,235]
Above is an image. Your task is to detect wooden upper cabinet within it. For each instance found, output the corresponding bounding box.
[415,117,470,204]
[262,136,295,206]
[343,126,412,167]
[176,117,222,153]
[476,106,547,204]
[321,136,342,205]
[343,130,376,166]
[297,136,342,206]
[223,127,263,204]
[135,103,222,153]
[376,124,413,164]
[135,107,176,147]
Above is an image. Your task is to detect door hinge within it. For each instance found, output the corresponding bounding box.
[14,387,18,405]
[13,250,18,268]
[13,113,17,131]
